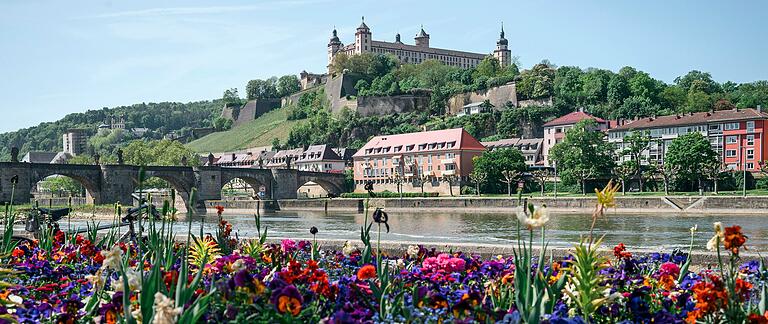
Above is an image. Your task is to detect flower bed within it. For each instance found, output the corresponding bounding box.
[0,185,767,323]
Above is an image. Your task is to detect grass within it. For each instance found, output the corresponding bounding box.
[479,189,768,198]
[186,107,303,153]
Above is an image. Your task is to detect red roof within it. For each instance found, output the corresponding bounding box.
[543,111,606,127]
[610,108,768,131]
[353,128,486,158]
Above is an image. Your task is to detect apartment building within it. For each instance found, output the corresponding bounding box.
[607,108,768,171]
[352,128,486,195]
[481,138,544,166]
[295,145,345,173]
[542,111,609,166]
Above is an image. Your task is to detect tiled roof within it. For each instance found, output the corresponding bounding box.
[609,108,768,131]
[482,138,543,153]
[353,128,486,158]
[543,111,606,127]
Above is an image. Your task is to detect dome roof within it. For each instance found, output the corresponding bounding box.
[497,24,508,45]
[329,29,341,45]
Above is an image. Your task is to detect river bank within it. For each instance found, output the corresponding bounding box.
[207,195,768,215]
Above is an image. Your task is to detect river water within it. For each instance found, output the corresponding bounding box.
[67,210,768,252]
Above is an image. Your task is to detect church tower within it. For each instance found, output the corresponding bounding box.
[493,23,511,68]
[354,16,371,54]
[414,25,430,48]
[327,28,342,73]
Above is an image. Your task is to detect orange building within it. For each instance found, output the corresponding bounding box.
[352,128,486,195]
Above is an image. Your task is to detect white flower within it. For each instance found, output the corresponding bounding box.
[132,308,143,323]
[230,259,246,273]
[516,205,550,229]
[86,270,105,292]
[152,292,182,324]
[101,245,124,270]
[7,294,23,305]
[114,268,142,292]
[342,241,357,256]
[406,245,420,259]
[706,222,725,251]
[690,224,698,235]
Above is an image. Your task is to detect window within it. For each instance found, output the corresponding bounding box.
[725,122,740,130]
[726,150,737,157]
[747,135,755,146]
[746,163,755,170]
[747,149,754,160]
[747,121,755,132]
[726,136,738,144]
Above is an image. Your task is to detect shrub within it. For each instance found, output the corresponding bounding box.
[340,192,440,198]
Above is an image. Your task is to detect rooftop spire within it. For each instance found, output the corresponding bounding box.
[357,16,369,30]
[500,21,505,38]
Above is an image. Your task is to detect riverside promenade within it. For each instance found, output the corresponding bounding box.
[207,195,768,215]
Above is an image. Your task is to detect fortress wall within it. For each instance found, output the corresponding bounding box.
[446,82,518,115]
[354,95,430,117]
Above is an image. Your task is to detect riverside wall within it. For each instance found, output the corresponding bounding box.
[206,196,768,214]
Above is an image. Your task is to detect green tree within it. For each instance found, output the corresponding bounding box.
[122,139,201,167]
[473,56,502,79]
[615,96,660,119]
[40,176,83,197]
[607,74,630,109]
[666,132,718,192]
[472,148,527,194]
[246,79,278,100]
[276,75,301,97]
[549,119,615,194]
[212,116,233,131]
[517,63,555,100]
[222,88,241,107]
[675,70,721,94]
[621,131,651,191]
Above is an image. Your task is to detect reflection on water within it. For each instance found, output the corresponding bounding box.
[71,211,768,251]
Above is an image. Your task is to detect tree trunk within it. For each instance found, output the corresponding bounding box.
[581,179,586,196]
[507,182,511,196]
[621,179,626,195]
[540,180,545,197]
[714,179,718,195]
[664,179,669,195]
[449,183,453,197]
[476,183,481,197]
[698,178,703,196]
[639,174,644,193]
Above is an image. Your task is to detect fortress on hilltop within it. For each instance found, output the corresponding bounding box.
[327,17,512,73]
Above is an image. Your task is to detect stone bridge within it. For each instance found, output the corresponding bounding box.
[0,162,347,212]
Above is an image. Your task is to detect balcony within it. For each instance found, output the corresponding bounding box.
[440,158,456,165]
[442,169,456,176]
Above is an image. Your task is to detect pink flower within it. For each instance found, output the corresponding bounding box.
[421,253,466,273]
[658,262,680,278]
[281,239,297,253]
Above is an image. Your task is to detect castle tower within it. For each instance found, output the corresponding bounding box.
[327,28,342,73]
[493,23,511,68]
[414,25,429,47]
[354,16,371,54]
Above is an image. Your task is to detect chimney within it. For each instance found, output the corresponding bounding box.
[231,153,236,161]
[758,105,763,113]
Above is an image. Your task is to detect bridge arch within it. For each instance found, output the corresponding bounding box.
[219,169,273,200]
[297,172,345,198]
[29,165,102,204]
[128,167,196,210]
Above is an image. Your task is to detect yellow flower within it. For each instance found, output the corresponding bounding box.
[595,180,620,209]
[188,236,221,266]
[706,222,725,251]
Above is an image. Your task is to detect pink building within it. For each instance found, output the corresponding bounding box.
[542,111,609,166]
[352,128,486,195]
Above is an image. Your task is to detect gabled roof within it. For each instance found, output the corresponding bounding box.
[543,111,606,127]
[21,151,59,163]
[353,128,486,158]
[297,145,343,163]
[416,27,429,38]
[609,108,768,132]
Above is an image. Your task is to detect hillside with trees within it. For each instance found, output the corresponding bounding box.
[0,100,223,161]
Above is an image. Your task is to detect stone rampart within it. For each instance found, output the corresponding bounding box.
[354,95,430,117]
[447,82,518,115]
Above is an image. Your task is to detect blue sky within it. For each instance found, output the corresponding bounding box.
[1,0,767,133]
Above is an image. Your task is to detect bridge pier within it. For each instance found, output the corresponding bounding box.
[271,169,299,200]
[100,165,137,207]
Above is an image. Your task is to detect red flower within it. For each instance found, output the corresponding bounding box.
[748,312,768,324]
[723,225,748,255]
[687,275,728,323]
[735,278,754,301]
[357,264,377,280]
[215,205,225,216]
[613,243,632,259]
[11,248,25,258]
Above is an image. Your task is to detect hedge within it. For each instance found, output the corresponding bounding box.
[340,191,440,198]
